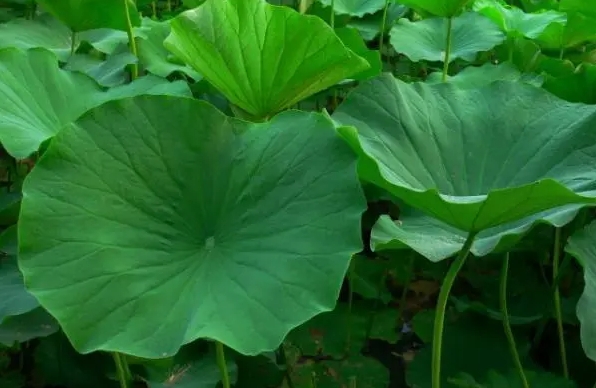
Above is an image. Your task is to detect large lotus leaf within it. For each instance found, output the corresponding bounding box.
[390,12,506,63]
[163,0,369,119]
[426,62,544,87]
[333,74,596,233]
[473,0,566,39]
[565,221,596,361]
[372,204,582,262]
[0,47,190,159]
[136,18,202,81]
[0,14,75,61]
[36,0,141,32]
[17,96,366,358]
[317,0,385,17]
[396,0,470,17]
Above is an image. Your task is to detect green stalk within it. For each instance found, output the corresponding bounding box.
[215,341,231,388]
[441,17,453,82]
[151,1,157,18]
[553,227,569,378]
[112,352,131,388]
[378,0,391,61]
[123,0,139,80]
[432,232,476,388]
[70,31,77,57]
[500,253,530,388]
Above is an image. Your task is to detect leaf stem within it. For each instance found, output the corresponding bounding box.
[70,31,76,57]
[442,17,453,82]
[432,231,476,388]
[378,0,391,61]
[123,0,139,80]
[112,352,131,388]
[553,227,569,378]
[500,253,530,388]
[215,341,231,388]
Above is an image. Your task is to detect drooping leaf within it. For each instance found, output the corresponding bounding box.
[390,12,506,63]
[371,204,581,262]
[18,97,366,358]
[537,11,596,49]
[0,47,191,158]
[164,0,369,119]
[0,226,39,322]
[136,18,202,81]
[317,0,385,17]
[65,48,137,87]
[333,74,596,233]
[0,14,75,61]
[0,308,59,346]
[36,0,141,32]
[347,3,409,41]
[565,221,596,361]
[426,62,544,87]
[473,0,566,39]
[334,27,382,80]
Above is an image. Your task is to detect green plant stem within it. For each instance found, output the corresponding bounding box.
[378,0,391,61]
[123,0,139,80]
[215,341,231,388]
[432,231,476,388]
[330,0,338,109]
[70,31,76,57]
[441,17,453,82]
[112,352,131,388]
[553,227,569,378]
[500,253,530,388]
[151,1,157,18]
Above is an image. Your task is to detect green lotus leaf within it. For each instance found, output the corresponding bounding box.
[136,18,202,81]
[543,62,596,104]
[36,0,141,32]
[426,62,543,87]
[0,47,190,159]
[537,11,596,49]
[65,49,137,87]
[317,0,385,17]
[0,14,75,61]
[0,226,39,322]
[565,221,596,361]
[396,0,470,17]
[0,308,59,346]
[18,96,366,357]
[347,4,408,41]
[333,74,596,233]
[335,27,382,80]
[390,12,506,63]
[372,204,581,262]
[473,0,566,39]
[163,0,369,119]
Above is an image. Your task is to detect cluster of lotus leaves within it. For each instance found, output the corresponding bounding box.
[5,0,596,363]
